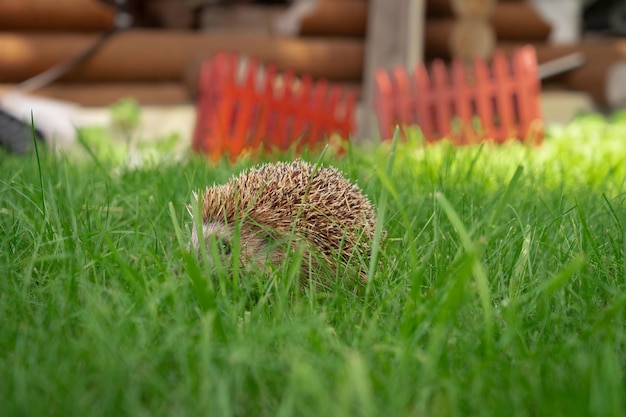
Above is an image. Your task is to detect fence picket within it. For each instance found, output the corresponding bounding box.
[431,60,452,141]
[451,59,475,144]
[492,51,516,142]
[393,66,412,127]
[292,75,312,148]
[341,90,357,140]
[231,59,257,156]
[414,64,434,141]
[514,46,543,142]
[472,55,496,141]
[309,79,328,147]
[374,70,394,139]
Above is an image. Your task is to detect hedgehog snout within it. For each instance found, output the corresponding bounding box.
[191,221,232,257]
[190,220,283,273]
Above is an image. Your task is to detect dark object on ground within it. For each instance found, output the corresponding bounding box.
[0,108,45,154]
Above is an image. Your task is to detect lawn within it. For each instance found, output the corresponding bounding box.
[1,113,625,417]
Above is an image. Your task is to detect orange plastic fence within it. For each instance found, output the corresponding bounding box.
[193,52,356,161]
[375,45,544,144]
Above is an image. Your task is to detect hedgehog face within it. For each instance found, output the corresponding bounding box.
[191,220,284,272]
[191,221,233,258]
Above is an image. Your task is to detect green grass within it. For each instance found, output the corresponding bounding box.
[1,113,626,417]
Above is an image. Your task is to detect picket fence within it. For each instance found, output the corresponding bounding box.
[375,45,544,144]
[192,52,356,161]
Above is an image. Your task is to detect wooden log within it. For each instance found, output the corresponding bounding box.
[427,0,456,17]
[500,41,626,108]
[273,0,368,37]
[300,0,368,37]
[143,0,196,29]
[0,30,364,84]
[425,10,551,60]
[0,0,115,31]
[203,5,288,35]
[425,19,458,59]
[276,0,550,46]
[491,2,552,41]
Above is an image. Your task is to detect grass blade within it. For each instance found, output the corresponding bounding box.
[435,191,493,355]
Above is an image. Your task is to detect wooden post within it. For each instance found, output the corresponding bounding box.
[361,0,426,139]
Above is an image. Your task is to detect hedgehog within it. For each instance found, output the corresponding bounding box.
[189,160,379,287]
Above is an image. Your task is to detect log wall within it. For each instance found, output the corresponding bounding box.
[0,0,620,108]
[0,31,363,83]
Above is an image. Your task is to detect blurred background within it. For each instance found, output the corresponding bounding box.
[0,0,624,146]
